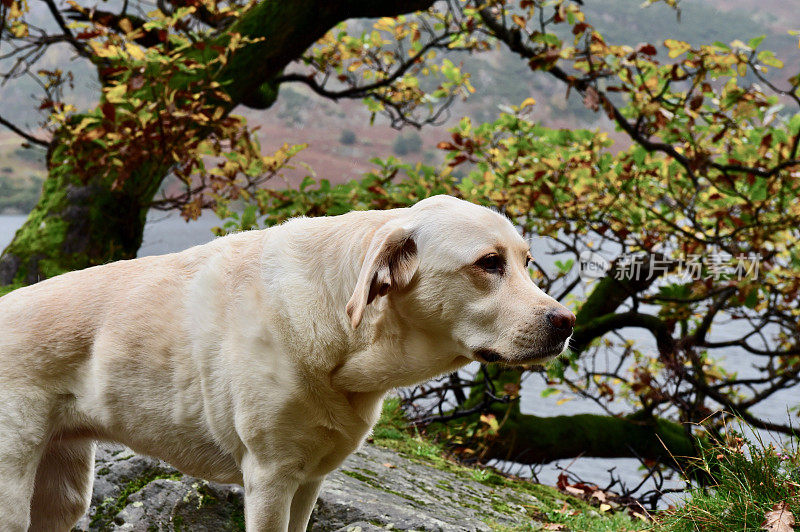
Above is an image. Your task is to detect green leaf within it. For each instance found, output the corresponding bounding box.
[747,35,766,49]
[744,288,758,309]
[240,204,257,229]
[299,176,315,191]
[554,259,575,274]
[757,50,784,68]
[750,177,768,201]
[541,387,560,398]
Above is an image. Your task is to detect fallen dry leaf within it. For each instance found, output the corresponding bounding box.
[382,462,396,469]
[554,501,578,516]
[761,501,795,532]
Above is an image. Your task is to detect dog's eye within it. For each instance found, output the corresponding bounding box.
[475,253,504,274]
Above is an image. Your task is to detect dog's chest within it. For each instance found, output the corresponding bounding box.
[301,390,385,477]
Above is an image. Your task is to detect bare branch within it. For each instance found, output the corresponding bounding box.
[43,0,91,58]
[572,311,675,355]
[689,287,737,345]
[0,114,50,147]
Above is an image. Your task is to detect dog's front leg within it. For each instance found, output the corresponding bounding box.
[288,478,323,532]
[241,453,300,532]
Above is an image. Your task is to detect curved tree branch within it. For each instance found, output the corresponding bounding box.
[433,407,696,469]
[689,287,737,345]
[274,31,452,101]
[572,311,675,355]
[0,114,50,147]
[43,0,91,58]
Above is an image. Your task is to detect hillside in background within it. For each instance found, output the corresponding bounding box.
[0,0,797,210]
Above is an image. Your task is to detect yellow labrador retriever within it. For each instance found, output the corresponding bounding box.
[0,195,574,531]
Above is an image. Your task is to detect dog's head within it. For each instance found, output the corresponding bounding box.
[346,195,574,366]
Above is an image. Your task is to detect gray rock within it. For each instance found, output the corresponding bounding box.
[74,443,539,531]
[333,523,391,532]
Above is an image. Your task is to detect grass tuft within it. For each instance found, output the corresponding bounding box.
[0,283,20,297]
[654,429,800,531]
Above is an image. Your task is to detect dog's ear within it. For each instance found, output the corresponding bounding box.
[346,223,418,329]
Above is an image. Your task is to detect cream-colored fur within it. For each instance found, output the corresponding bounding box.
[0,195,573,532]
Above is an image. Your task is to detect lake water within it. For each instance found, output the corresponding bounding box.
[0,212,794,502]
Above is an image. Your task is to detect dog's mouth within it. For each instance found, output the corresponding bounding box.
[474,343,567,365]
[474,348,503,363]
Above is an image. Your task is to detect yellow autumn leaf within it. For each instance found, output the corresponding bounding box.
[89,41,121,59]
[737,63,748,77]
[10,22,29,38]
[8,1,23,19]
[374,17,395,31]
[82,128,103,142]
[72,117,98,134]
[105,84,128,103]
[118,18,133,34]
[664,39,691,58]
[479,413,499,431]
[125,43,146,61]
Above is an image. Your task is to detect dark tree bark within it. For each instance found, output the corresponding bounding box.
[437,365,693,468]
[479,408,694,467]
[0,0,436,288]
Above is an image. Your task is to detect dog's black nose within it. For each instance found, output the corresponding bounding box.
[547,308,576,332]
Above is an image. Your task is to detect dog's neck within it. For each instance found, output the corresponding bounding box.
[330,306,472,394]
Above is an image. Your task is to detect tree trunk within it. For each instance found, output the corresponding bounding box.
[0,157,168,286]
[0,0,436,288]
[478,406,694,467]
